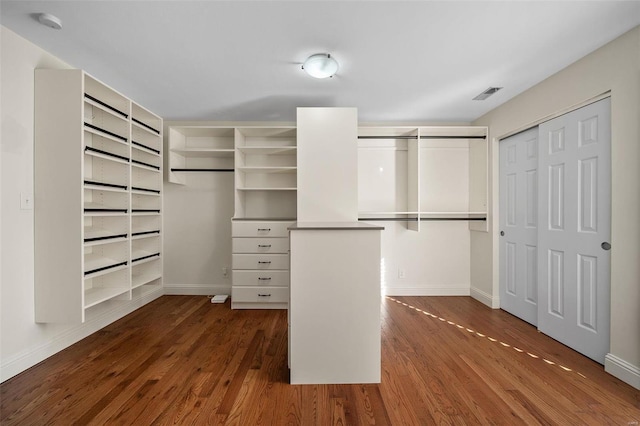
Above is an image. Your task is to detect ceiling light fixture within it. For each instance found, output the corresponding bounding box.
[302,54,339,79]
[38,13,63,30]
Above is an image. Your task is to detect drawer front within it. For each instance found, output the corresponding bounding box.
[233,270,289,287]
[232,238,289,254]
[232,221,293,238]
[232,286,289,303]
[232,254,289,270]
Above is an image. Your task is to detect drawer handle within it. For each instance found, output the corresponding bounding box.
[257,228,271,231]
[258,244,272,248]
[258,261,272,264]
[258,277,272,281]
[258,293,271,297]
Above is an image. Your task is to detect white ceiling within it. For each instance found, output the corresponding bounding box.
[2,1,639,123]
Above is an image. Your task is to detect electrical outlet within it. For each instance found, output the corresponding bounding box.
[398,269,406,279]
[20,193,33,210]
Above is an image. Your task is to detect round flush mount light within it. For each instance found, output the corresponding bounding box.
[38,13,63,30]
[302,54,339,79]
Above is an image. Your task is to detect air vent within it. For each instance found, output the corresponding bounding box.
[473,87,502,101]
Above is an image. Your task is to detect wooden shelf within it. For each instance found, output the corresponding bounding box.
[237,146,296,155]
[237,166,296,174]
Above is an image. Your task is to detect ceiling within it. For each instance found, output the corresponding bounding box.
[2,1,639,123]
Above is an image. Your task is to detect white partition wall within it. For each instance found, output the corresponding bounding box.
[296,108,358,222]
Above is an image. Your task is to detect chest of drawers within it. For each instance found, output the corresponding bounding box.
[231,220,293,309]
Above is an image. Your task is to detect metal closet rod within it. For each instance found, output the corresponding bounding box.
[358,135,486,140]
[358,217,486,222]
[171,168,235,172]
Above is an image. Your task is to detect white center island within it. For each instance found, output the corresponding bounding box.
[288,222,384,384]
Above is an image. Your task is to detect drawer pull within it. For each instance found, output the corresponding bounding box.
[257,228,271,231]
[258,244,272,248]
[258,277,272,281]
[258,261,272,264]
[258,293,271,297]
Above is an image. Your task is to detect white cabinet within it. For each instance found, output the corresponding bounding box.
[35,69,163,323]
[231,220,293,309]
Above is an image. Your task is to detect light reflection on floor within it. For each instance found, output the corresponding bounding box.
[386,296,586,378]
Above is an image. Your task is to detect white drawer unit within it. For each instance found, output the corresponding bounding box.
[231,221,293,238]
[232,287,289,304]
[232,237,289,254]
[232,254,289,270]
[232,270,290,287]
[231,219,291,309]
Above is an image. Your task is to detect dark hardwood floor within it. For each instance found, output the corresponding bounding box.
[1,295,639,425]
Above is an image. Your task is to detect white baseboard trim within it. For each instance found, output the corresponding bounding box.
[605,353,640,389]
[163,283,231,296]
[470,287,500,309]
[383,286,470,296]
[1,287,163,383]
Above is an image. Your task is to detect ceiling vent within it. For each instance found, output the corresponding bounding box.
[473,87,502,101]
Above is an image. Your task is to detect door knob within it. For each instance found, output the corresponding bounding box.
[601,242,611,251]
[500,231,505,236]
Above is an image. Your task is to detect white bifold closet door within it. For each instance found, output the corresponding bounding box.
[499,98,611,363]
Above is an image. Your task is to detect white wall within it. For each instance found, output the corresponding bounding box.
[0,27,162,382]
[471,26,640,388]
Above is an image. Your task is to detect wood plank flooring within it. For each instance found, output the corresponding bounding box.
[2,295,639,425]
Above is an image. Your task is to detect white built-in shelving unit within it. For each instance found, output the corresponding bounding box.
[234,127,297,219]
[35,69,163,323]
[167,125,297,309]
[232,127,297,309]
[167,126,235,184]
[357,125,488,231]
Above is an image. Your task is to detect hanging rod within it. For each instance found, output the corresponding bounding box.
[357,135,486,140]
[171,168,235,172]
[358,217,486,222]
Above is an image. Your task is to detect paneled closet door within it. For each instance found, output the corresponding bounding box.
[499,128,539,325]
[537,98,611,363]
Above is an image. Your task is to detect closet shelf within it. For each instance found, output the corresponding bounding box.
[132,250,161,265]
[83,230,128,246]
[132,118,160,135]
[132,141,161,156]
[84,94,128,121]
[84,286,130,309]
[84,122,127,143]
[131,186,161,195]
[132,230,160,240]
[84,146,130,165]
[237,187,297,191]
[84,203,128,214]
[132,272,162,289]
[237,166,296,174]
[131,159,160,171]
[84,180,128,193]
[84,254,128,278]
[236,146,296,155]
[170,148,235,158]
